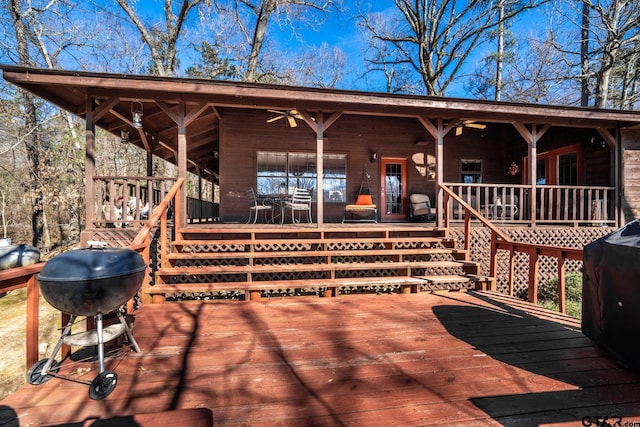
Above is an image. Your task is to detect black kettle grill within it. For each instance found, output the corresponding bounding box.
[27,244,146,400]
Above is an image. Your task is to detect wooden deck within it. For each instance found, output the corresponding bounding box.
[2,291,640,426]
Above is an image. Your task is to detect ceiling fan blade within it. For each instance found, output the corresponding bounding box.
[455,126,463,136]
[287,116,298,128]
[266,116,284,123]
[466,123,486,129]
[268,110,285,115]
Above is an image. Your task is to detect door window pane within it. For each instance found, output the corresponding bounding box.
[385,163,403,214]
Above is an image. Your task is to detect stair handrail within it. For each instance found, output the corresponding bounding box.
[440,183,583,314]
[128,178,184,304]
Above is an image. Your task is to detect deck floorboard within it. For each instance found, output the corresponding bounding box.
[2,291,640,426]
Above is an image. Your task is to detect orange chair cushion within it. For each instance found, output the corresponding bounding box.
[355,194,374,205]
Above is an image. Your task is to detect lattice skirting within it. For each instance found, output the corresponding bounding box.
[449,226,615,298]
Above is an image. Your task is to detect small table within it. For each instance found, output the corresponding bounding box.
[482,203,518,220]
[260,194,292,224]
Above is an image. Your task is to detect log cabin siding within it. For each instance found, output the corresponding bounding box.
[219,108,622,223]
[622,128,640,223]
[219,110,438,222]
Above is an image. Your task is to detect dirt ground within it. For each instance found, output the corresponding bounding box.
[0,289,64,400]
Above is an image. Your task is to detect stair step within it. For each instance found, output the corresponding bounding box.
[147,276,431,301]
[157,260,476,276]
[418,274,495,291]
[166,248,468,260]
[172,237,452,247]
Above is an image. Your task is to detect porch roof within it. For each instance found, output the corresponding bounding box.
[3,64,640,180]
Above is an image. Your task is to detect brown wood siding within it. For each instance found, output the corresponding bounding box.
[220,110,437,222]
[622,128,640,222]
[219,109,619,223]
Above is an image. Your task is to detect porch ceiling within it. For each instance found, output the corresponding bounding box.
[3,65,640,181]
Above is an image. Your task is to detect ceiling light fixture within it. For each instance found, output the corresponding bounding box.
[131,101,143,129]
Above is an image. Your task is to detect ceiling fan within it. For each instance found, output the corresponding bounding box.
[455,120,486,136]
[266,109,303,128]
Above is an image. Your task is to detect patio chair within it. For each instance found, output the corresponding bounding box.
[246,188,273,224]
[284,187,312,223]
[409,194,434,221]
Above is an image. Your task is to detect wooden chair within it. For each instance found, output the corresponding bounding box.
[285,187,312,223]
[246,188,272,224]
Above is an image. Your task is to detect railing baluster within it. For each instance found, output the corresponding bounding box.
[528,247,540,305]
[557,253,566,314]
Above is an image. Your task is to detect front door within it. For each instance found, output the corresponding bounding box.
[380,158,407,222]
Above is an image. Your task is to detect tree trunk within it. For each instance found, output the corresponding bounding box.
[495,0,504,101]
[580,0,590,107]
[9,0,46,249]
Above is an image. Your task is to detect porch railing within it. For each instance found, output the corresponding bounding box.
[445,182,615,226]
[1,180,585,384]
[442,184,582,314]
[1,179,184,374]
[92,176,217,227]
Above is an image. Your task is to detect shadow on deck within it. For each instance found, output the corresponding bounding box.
[2,291,640,426]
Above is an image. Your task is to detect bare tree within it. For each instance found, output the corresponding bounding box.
[586,0,640,108]
[217,0,338,81]
[7,0,49,248]
[115,0,210,76]
[357,0,545,96]
[290,42,347,88]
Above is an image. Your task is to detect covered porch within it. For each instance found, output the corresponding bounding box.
[3,291,640,426]
[1,66,639,233]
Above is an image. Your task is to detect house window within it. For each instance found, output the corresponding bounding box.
[460,159,482,183]
[323,154,347,203]
[256,152,346,202]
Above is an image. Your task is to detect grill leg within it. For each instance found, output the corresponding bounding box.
[40,314,77,375]
[96,313,105,374]
[117,311,141,353]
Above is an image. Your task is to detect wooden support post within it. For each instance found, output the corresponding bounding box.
[26,274,39,368]
[326,286,338,297]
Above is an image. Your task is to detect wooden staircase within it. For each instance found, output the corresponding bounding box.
[147,226,494,303]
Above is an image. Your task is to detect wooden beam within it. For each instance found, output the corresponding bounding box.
[513,122,550,226]
[323,111,343,130]
[156,100,180,124]
[316,112,325,226]
[297,109,318,132]
[93,97,120,121]
[177,103,187,228]
[596,127,616,147]
[185,103,210,127]
[417,116,438,138]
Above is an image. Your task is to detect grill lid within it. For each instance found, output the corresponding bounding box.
[37,247,146,282]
